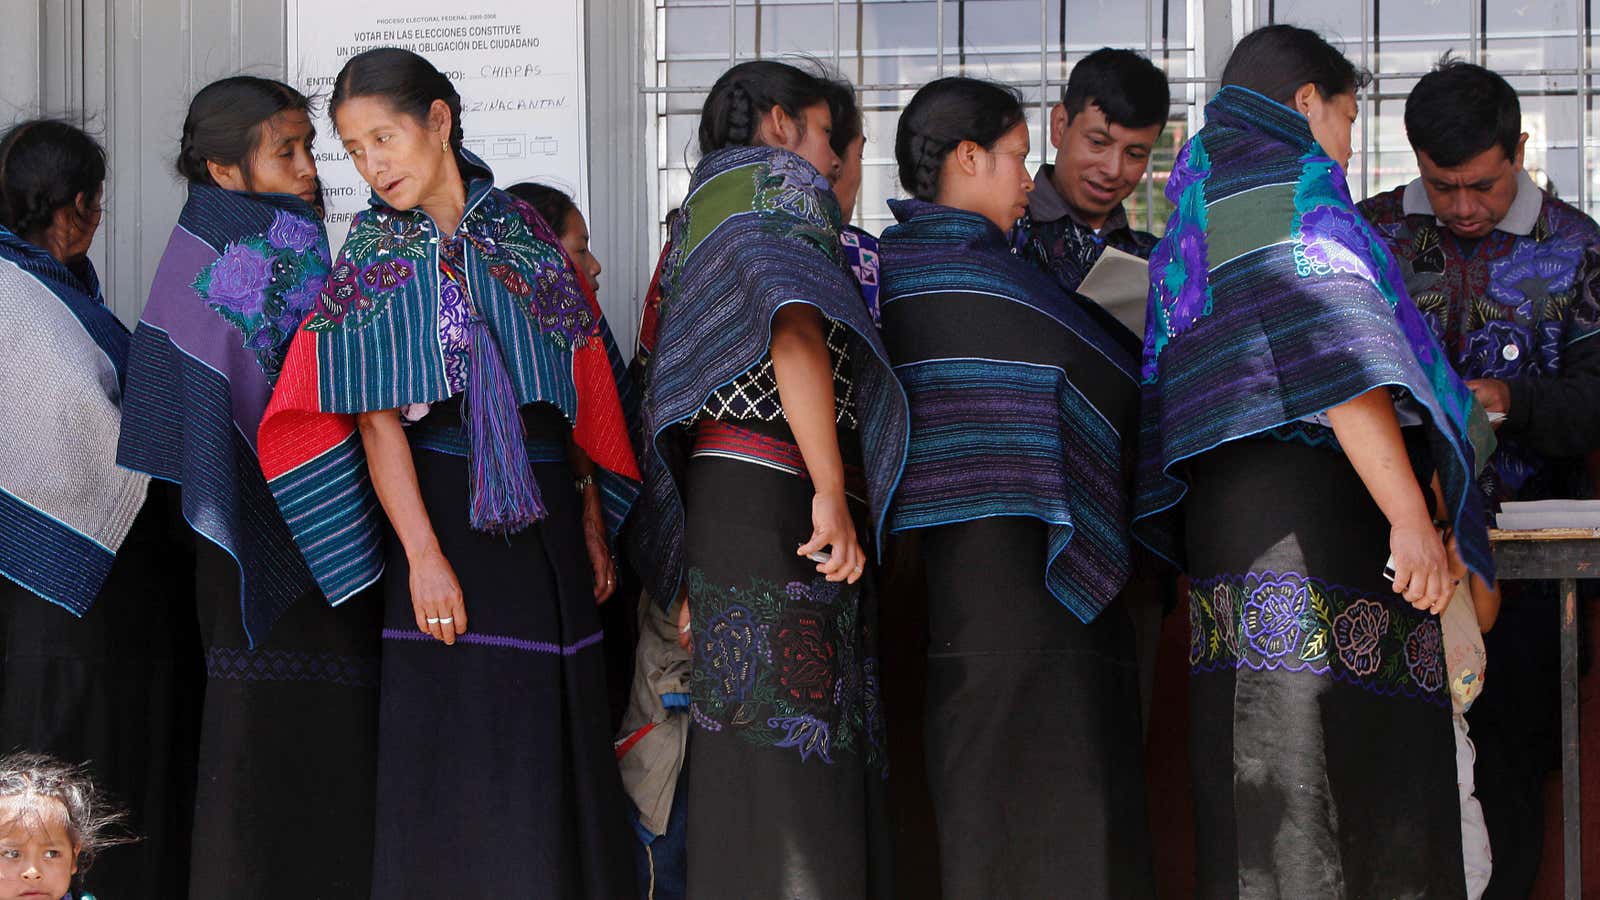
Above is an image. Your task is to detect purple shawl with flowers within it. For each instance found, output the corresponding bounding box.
[1136,86,1496,582]
[117,184,330,645]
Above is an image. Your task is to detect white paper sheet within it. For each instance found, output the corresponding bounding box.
[1074,245,1152,335]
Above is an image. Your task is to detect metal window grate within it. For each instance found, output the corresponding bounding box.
[643,0,1212,258]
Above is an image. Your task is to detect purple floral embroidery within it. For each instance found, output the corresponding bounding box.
[1488,236,1585,307]
[266,210,321,253]
[437,278,472,393]
[205,243,274,315]
[1404,619,1447,693]
[698,604,767,702]
[1298,205,1374,279]
[1333,598,1390,677]
[1242,575,1312,659]
[1464,319,1530,379]
[768,714,834,764]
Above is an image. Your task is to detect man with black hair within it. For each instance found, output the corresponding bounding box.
[1022,47,1172,736]
[1023,47,1170,296]
[1361,59,1600,899]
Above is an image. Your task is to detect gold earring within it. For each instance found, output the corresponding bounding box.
[441,139,449,153]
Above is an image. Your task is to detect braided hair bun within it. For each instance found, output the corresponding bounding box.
[894,77,1026,201]
[697,61,831,156]
[0,120,105,243]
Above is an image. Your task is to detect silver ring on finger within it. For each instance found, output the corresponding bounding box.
[426,617,441,625]
[438,616,454,625]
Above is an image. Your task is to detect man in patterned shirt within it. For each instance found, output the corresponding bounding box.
[1022,47,1172,733]
[1360,59,1600,898]
[1023,47,1169,300]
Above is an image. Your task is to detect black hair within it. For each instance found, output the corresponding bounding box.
[822,76,863,157]
[0,752,133,875]
[1063,47,1171,130]
[330,47,463,151]
[894,77,1026,201]
[1221,24,1372,106]
[1404,58,1521,168]
[0,119,105,242]
[506,182,578,236]
[697,60,831,155]
[177,76,314,189]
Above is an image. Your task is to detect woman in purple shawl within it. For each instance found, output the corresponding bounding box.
[117,77,381,897]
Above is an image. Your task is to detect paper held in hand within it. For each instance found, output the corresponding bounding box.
[1074,246,1152,335]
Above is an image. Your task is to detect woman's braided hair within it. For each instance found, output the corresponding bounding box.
[698,61,830,155]
[894,77,1026,201]
[0,119,105,242]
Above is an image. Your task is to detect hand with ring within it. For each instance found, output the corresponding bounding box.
[410,545,467,644]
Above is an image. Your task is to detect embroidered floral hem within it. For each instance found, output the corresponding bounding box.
[1189,570,1449,706]
[687,567,886,773]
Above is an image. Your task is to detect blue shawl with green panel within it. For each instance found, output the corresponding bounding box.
[632,145,909,608]
[1137,85,1495,580]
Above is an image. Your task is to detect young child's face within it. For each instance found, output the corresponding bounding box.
[0,798,77,899]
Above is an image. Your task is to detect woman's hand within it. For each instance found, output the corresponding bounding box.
[676,594,693,654]
[582,491,616,604]
[409,546,467,644]
[1388,519,1453,615]
[799,489,866,584]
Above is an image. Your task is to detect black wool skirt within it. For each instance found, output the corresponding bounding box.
[188,539,381,899]
[370,403,635,898]
[682,419,891,900]
[919,514,1155,899]
[1183,437,1465,900]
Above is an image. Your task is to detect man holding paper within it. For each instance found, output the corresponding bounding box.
[1360,59,1600,897]
[1022,47,1169,335]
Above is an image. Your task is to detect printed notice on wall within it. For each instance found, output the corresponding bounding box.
[287,0,587,249]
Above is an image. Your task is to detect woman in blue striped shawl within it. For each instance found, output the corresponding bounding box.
[117,77,382,897]
[0,120,194,898]
[633,61,908,899]
[879,77,1156,897]
[1140,27,1493,897]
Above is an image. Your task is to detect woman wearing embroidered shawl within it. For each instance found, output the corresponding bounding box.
[256,50,641,896]
[1139,27,1495,897]
[0,121,194,898]
[633,61,908,899]
[878,77,1155,897]
[116,78,382,896]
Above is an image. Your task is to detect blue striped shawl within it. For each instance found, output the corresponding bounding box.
[1137,86,1495,581]
[879,199,1147,622]
[118,185,327,645]
[632,146,909,607]
[0,226,147,613]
